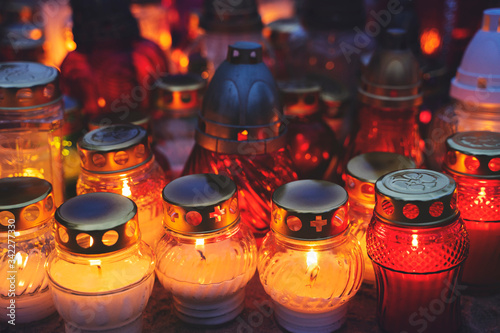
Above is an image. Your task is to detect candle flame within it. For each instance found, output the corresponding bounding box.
[89,260,101,266]
[411,234,418,247]
[195,238,205,247]
[122,179,132,197]
[306,249,318,268]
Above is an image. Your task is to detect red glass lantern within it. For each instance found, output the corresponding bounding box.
[443,131,500,292]
[183,42,297,240]
[346,29,424,172]
[60,0,168,118]
[279,80,339,179]
[367,169,469,333]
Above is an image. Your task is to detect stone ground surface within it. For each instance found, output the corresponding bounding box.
[3,273,499,333]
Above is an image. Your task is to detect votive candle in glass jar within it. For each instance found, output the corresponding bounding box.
[0,177,56,324]
[345,152,415,284]
[77,124,168,248]
[259,180,363,333]
[46,192,155,333]
[443,131,500,292]
[0,62,64,205]
[155,174,257,325]
[367,169,469,333]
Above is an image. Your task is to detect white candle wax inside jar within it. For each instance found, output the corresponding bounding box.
[48,243,154,331]
[260,234,363,312]
[156,226,256,301]
[0,224,55,323]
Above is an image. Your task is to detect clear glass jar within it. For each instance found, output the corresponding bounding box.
[0,62,65,205]
[77,124,168,249]
[258,180,363,332]
[367,169,469,333]
[0,177,56,324]
[46,192,155,333]
[156,174,257,325]
[443,131,500,292]
[345,152,416,284]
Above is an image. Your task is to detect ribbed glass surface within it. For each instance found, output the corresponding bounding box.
[182,145,298,237]
[155,223,257,300]
[0,222,55,322]
[258,231,363,313]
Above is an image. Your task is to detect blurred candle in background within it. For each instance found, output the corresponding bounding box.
[0,62,65,205]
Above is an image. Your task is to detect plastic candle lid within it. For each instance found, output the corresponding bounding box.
[55,192,139,254]
[0,177,54,232]
[375,169,458,226]
[278,79,321,117]
[78,124,152,173]
[271,180,348,240]
[162,174,240,234]
[156,73,205,117]
[0,62,61,109]
[450,9,500,105]
[444,131,500,178]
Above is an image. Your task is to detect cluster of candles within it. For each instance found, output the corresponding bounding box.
[1,3,500,333]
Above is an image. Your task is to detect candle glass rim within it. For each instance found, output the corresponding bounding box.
[0,218,53,240]
[163,218,243,241]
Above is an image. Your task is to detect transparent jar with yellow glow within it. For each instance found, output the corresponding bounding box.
[46,192,155,333]
[259,180,363,333]
[345,152,415,284]
[0,62,64,206]
[77,124,168,249]
[0,177,56,324]
[155,174,257,325]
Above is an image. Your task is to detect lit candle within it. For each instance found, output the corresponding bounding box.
[367,169,469,333]
[0,177,56,324]
[77,124,168,249]
[155,174,257,325]
[46,192,155,333]
[443,131,500,292]
[345,152,415,284]
[258,180,364,332]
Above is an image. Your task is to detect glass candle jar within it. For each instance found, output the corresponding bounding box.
[0,177,56,324]
[346,29,424,170]
[279,80,339,179]
[443,131,500,292]
[367,169,469,333]
[426,9,500,170]
[77,124,168,249]
[156,174,257,325]
[259,180,363,333]
[0,62,65,206]
[46,192,155,333]
[152,73,205,177]
[345,152,415,284]
[183,42,297,240]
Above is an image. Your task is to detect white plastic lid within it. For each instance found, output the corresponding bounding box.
[450,8,500,105]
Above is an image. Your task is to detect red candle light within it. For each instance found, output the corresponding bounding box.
[443,131,500,292]
[367,169,469,333]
